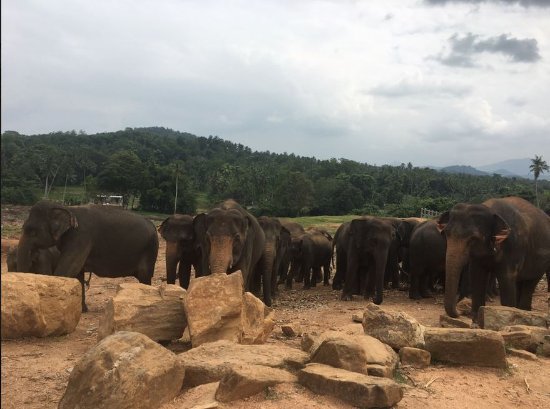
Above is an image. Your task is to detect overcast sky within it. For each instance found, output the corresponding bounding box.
[2,0,549,167]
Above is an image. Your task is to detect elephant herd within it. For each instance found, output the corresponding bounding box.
[8,196,550,323]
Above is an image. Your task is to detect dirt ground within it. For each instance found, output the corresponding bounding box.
[1,205,549,409]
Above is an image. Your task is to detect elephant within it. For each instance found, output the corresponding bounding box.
[379,217,405,290]
[396,217,425,284]
[341,217,395,304]
[331,221,351,291]
[7,244,60,275]
[158,214,202,289]
[286,229,332,289]
[279,221,306,283]
[437,196,550,322]
[407,220,446,299]
[17,200,159,312]
[254,216,291,306]
[193,199,265,293]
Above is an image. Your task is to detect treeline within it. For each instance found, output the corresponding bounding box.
[1,127,548,216]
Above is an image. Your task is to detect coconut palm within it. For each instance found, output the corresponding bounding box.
[529,155,549,207]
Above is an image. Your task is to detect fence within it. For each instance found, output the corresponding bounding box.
[420,208,441,219]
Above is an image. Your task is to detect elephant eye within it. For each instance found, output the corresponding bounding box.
[234,233,241,241]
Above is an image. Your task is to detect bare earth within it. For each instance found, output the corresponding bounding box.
[1,206,549,409]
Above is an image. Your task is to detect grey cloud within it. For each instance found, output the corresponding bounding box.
[435,33,541,67]
[425,0,550,7]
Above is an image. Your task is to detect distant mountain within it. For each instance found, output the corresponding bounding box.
[439,165,489,176]
[478,158,550,181]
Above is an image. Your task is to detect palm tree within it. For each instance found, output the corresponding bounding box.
[529,155,549,207]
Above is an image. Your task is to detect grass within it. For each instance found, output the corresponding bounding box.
[279,215,356,235]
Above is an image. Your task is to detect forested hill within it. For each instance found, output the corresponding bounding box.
[1,127,547,216]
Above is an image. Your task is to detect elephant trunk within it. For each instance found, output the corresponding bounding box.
[165,241,179,285]
[16,237,33,273]
[262,243,277,306]
[373,249,389,305]
[209,236,233,275]
[444,239,469,318]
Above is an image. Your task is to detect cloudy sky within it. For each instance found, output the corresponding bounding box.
[2,0,549,167]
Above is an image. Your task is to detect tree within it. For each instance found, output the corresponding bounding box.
[529,155,549,207]
[97,150,144,207]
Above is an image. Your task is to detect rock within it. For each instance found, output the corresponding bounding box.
[1,273,81,339]
[362,303,425,350]
[506,348,539,361]
[502,325,549,346]
[240,292,275,344]
[479,306,548,331]
[424,328,507,368]
[399,347,431,368]
[215,364,297,402]
[178,339,309,387]
[456,298,472,316]
[58,331,185,409]
[301,332,317,352]
[183,272,244,347]
[352,313,363,323]
[97,283,187,342]
[539,335,550,357]
[310,332,399,378]
[298,363,404,408]
[176,382,219,409]
[182,271,274,347]
[439,314,472,328]
[500,330,539,353]
[281,323,302,337]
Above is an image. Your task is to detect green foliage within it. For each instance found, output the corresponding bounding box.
[1,128,548,216]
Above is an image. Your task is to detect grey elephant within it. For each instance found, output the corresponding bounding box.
[287,229,332,290]
[193,199,265,293]
[341,217,395,304]
[437,196,550,322]
[279,221,306,283]
[158,214,202,289]
[254,216,291,306]
[407,220,446,299]
[17,200,159,312]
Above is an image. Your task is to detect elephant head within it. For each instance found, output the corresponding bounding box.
[437,203,510,318]
[194,208,249,275]
[17,201,78,272]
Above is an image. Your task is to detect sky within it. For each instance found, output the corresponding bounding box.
[2,0,549,168]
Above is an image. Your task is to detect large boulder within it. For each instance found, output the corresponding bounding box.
[98,283,187,342]
[1,273,81,339]
[298,363,404,408]
[362,303,425,350]
[182,271,274,347]
[178,339,309,387]
[309,331,399,378]
[215,365,297,402]
[479,306,548,331]
[424,328,507,368]
[58,331,185,409]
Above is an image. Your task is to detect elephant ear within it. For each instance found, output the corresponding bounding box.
[193,213,207,241]
[48,207,78,242]
[158,217,170,237]
[436,211,450,233]
[493,214,511,247]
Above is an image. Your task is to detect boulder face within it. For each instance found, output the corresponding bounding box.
[309,331,399,378]
[399,347,431,368]
[182,271,274,347]
[178,339,309,387]
[298,363,404,408]
[215,364,297,402]
[58,331,185,409]
[479,306,548,331]
[1,273,81,339]
[362,303,425,350]
[98,283,187,342]
[424,328,507,368]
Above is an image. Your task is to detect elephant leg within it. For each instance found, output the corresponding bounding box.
[178,261,192,289]
[341,254,358,301]
[323,263,330,286]
[496,267,517,308]
[286,262,299,289]
[77,271,88,313]
[420,272,433,298]
[517,279,538,311]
